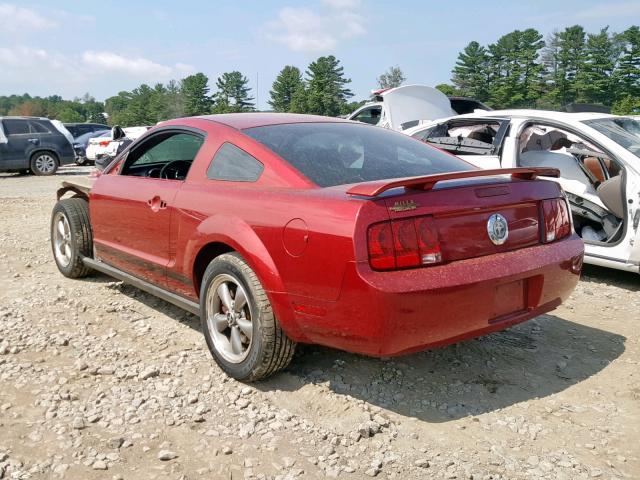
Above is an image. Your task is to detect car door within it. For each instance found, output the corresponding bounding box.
[1,119,33,169]
[90,128,205,286]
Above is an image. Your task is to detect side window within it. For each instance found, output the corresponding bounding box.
[29,121,52,134]
[3,120,30,135]
[121,131,204,180]
[352,107,382,125]
[207,143,264,182]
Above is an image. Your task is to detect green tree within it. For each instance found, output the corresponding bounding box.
[105,91,133,126]
[304,55,353,116]
[181,73,211,116]
[56,107,84,123]
[269,66,304,112]
[435,84,460,96]
[377,66,406,89]
[288,83,309,113]
[148,83,169,122]
[213,71,255,113]
[452,41,490,101]
[544,25,587,106]
[486,29,545,108]
[613,26,640,101]
[165,80,185,119]
[575,27,620,105]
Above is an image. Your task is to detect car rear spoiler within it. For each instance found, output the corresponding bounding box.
[346,167,560,197]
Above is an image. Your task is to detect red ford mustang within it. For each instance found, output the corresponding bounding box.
[51,113,583,381]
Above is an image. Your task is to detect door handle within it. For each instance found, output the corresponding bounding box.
[147,196,167,212]
[27,138,39,144]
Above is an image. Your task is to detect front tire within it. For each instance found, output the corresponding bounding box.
[200,253,296,381]
[51,198,93,278]
[31,152,59,175]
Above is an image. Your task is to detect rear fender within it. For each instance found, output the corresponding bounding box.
[187,214,302,337]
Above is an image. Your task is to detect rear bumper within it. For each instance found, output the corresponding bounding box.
[275,235,583,356]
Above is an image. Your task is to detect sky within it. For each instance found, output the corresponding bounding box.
[0,0,638,108]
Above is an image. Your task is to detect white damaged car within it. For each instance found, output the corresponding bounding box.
[405,111,640,274]
[346,85,490,131]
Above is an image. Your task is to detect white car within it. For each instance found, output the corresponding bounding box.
[405,110,640,274]
[86,126,150,162]
[346,85,490,131]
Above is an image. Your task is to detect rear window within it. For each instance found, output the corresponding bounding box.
[243,122,475,187]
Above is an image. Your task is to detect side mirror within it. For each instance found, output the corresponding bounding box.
[112,125,125,140]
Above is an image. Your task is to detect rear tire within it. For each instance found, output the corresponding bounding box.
[200,253,296,381]
[31,152,59,175]
[51,198,93,278]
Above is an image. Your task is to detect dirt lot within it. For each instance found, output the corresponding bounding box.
[0,167,639,480]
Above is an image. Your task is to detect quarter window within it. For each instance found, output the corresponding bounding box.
[29,121,51,134]
[207,143,264,182]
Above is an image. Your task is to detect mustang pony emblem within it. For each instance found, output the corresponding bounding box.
[487,213,509,245]
[390,200,418,212]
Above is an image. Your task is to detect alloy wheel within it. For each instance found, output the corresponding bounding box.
[53,212,72,267]
[206,274,254,363]
[35,154,56,174]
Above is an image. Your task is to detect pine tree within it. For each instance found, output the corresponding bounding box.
[165,80,185,119]
[575,28,620,105]
[553,25,587,106]
[613,26,640,102]
[269,66,304,112]
[452,41,490,101]
[486,29,544,108]
[181,73,211,116]
[304,55,353,116]
[213,71,255,113]
[377,66,406,89]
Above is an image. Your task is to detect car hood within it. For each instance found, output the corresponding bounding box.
[378,85,456,131]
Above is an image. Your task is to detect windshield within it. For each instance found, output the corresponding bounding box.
[583,117,640,157]
[243,122,475,187]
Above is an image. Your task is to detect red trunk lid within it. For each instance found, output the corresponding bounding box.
[378,177,561,264]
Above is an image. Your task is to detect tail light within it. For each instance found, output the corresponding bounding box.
[368,216,442,271]
[99,140,112,147]
[541,198,572,243]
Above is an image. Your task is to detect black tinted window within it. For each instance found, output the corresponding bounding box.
[243,122,474,187]
[207,143,264,182]
[29,120,51,133]
[3,120,29,135]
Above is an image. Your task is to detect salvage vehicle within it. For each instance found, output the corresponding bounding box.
[72,129,110,165]
[64,122,110,139]
[346,85,490,131]
[50,113,583,381]
[86,125,150,166]
[0,116,76,175]
[406,110,640,273]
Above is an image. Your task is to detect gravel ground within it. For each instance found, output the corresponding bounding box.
[0,167,639,480]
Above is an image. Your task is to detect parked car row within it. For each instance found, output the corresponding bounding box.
[0,116,77,175]
[0,116,149,175]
